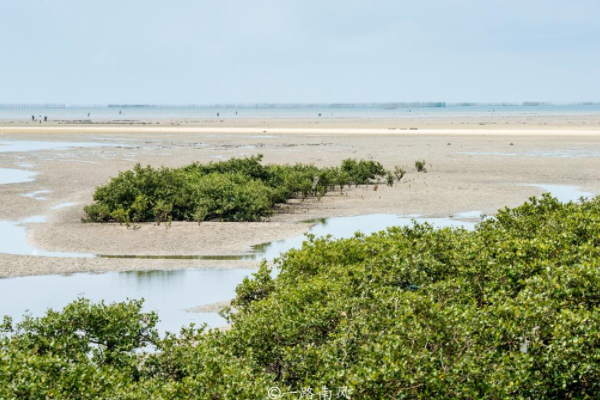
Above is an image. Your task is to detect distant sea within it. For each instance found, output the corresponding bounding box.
[1,103,600,120]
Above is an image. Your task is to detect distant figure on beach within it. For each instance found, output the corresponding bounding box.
[217,112,219,117]
[44,116,47,122]
[31,115,34,121]
[318,113,321,117]
[88,113,90,117]
[235,111,237,115]
[119,110,122,115]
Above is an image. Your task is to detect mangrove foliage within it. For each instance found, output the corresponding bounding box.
[84,155,399,224]
[4,194,600,398]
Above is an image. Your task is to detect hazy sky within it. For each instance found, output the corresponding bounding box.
[1,0,599,104]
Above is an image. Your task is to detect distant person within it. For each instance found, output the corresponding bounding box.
[44,116,47,122]
[88,113,90,117]
[119,110,122,115]
[236,111,238,115]
[31,115,35,121]
[318,113,321,117]
[217,112,219,117]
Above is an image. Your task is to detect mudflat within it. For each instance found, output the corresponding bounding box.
[1,114,600,277]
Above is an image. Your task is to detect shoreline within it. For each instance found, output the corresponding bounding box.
[0,254,261,279]
[2,125,600,136]
[2,117,600,278]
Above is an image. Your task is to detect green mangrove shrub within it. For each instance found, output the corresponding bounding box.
[5,194,600,398]
[415,159,427,172]
[84,155,397,223]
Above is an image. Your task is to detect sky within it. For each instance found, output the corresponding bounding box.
[1,0,599,104]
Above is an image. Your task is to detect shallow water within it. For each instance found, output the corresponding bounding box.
[2,104,600,120]
[524,184,593,203]
[0,185,591,260]
[97,214,477,262]
[0,168,37,185]
[0,184,595,334]
[0,140,120,153]
[0,214,478,333]
[453,210,484,219]
[253,214,476,260]
[22,190,52,200]
[459,149,600,158]
[0,140,122,186]
[0,269,252,334]
[0,220,92,257]
[51,202,77,210]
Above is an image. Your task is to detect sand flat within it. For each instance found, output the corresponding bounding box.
[2,115,600,277]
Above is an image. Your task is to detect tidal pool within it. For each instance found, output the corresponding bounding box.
[0,214,479,334]
[0,219,92,257]
[0,269,252,334]
[252,214,476,261]
[0,185,591,261]
[524,184,593,203]
[22,190,52,201]
[0,168,37,185]
[98,214,477,261]
[51,202,77,210]
[453,210,484,219]
[0,140,121,153]
[0,140,123,186]
[0,184,594,334]
[458,149,600,158]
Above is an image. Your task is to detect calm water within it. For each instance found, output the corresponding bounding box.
[0,140,120,153]
[0,218,92,257]
[1,104,600,120]
[0,214,477,334]
[0,140,122,186]
[0,269,252,334]
[459,150,600,158]
[0,135,595,334]
[253,214,475,260]
[0,168,37,185]
[523,184,593,203]
[0,182,591,334]
[0,185,587,260]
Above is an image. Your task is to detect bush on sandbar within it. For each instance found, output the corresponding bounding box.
[84,155,394,223]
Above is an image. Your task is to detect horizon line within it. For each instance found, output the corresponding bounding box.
[1,101,600,109]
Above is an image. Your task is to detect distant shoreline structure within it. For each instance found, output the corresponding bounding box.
[1,102,599,109]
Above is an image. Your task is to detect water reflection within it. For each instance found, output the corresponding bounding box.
[0,168,37,185]
[459,149,600,158]
[252,214,476,260]
[524,184,593,203]
[0,269,252,334]
[0,219,92,257]
[97,214,477,262]
[0,185,594,261]
[0,140,121,153]
[0,184,596,334]
[51,202,77,210]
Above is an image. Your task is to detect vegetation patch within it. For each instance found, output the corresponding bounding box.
[84,155,401,224]
[415,159,427,172]
[4,194,600,398]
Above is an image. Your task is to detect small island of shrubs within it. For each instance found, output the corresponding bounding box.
[83,155,405,224]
